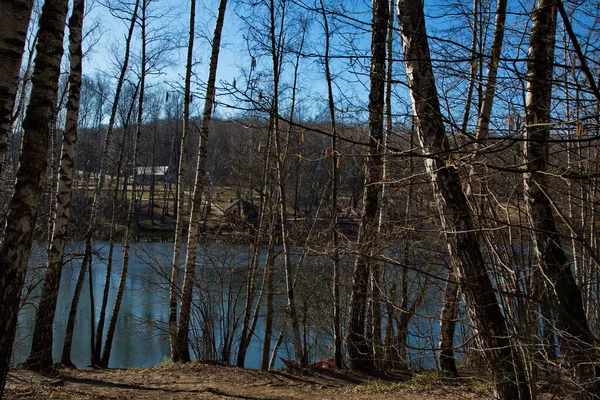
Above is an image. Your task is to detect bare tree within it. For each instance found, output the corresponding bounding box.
[438,0,508,376]
[396,0,529,398]
[319,0,343,369]
[0,0,33,180]
[347,0,388,372]
[523,0,599,395]
[0,0,69,391]
[175,0,228,362]
[169,0,195,359]
[26,0,85,370]
[62,0,140,366]
[98,0,152,368]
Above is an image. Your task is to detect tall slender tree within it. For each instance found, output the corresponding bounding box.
[347,0,388,372]
[523,0,599,395]
[396,0,529,397]
[26,0,85,370]
[169,0,196,359]
[0,0,33,180]
[268,0,305,367]
[62,0,140,367]
[319,0,343,369]
[438,0,508,376]
[99,0,151,368]
[0,0,69,392]
[175,0,228,361]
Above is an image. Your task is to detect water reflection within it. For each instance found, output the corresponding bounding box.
[13,242,273,368]
[13,242,440,370]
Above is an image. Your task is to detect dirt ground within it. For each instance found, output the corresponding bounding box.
[4,363,489,399]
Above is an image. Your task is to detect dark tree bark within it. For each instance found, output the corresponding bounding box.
[319,0,343,369]
[347,0,388,372]
[524,0,599,396]
[0,0,69,392]
[0,0,33,179]
[396,0,529,398]
[26,0,85,370]
[438,273,459,377]
[439,0,508,376]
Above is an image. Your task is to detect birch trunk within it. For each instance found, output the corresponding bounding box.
[396,0,529,398]
[319,0,343,369]
[95,84,138,363]
[169,0,196,360]
[268,0,305,367]
[260,221,276,370]
[347,0,388,372]
[523,0,599,395]
[26,0,84,370]
[99,0,149,367]
[0,0,33,179]
[0,0,68,391]
[175,0,228,361]
[62,0,139,366]
[439,0,508,376]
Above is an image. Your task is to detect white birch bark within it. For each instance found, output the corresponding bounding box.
[26,0,84,370]
[0,0,69,391]
[396,0,529,397]
[175,0,228,361]
[169,0,196,360]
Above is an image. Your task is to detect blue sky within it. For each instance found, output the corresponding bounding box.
[71,0,600,134]
[79,0,380,123]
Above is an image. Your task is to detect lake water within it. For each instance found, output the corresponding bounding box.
[12,242,442,369]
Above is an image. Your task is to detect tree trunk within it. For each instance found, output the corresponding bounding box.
[347,0,388,372]
[260,225,276,370]
[268,0,305,367]
[99,0,149,368]
[523,0,599,395]
[0,0,33,179]
[460,0,479,134]
[236,116,273,368]
[62,249,90,367]
[169,0,196,361]
[175,0,228,362]
[319,0,343,369]
[396,0,529,398]
[95,85,138,364]
[439,0,508,376]
[62,0,139,367]
[438,274,459,377]
[26,0,84,370]
[0,0,69,391]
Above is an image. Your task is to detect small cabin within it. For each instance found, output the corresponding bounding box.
[136,166,174,184]
[224,199,259,227]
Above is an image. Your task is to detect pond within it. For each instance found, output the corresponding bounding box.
[12,242,442,369]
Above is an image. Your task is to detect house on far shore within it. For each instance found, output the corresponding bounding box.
[136,166,174,184]
[224,199,259,228]
[339,207,360,220]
